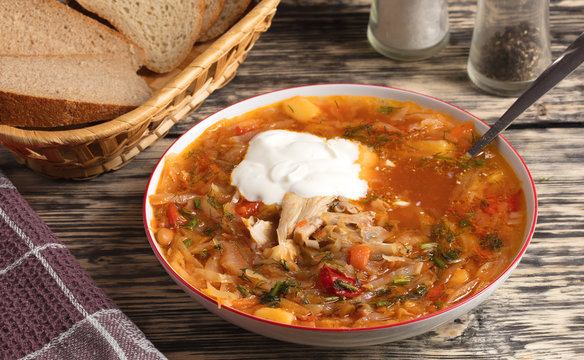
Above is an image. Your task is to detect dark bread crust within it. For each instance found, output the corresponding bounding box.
[0,91,136,128]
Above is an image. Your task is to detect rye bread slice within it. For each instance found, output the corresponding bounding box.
[76,0,205,73]
[0,0,144,70]
[0,55,152,128]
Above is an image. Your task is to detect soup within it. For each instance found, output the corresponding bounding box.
[149,95,526,328]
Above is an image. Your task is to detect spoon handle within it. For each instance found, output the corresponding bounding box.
[467,32,584,158]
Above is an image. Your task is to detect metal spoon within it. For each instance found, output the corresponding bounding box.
[466,32,584,158]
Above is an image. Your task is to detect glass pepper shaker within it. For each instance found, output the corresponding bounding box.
[467,0,552,96]
[367,0,450,61]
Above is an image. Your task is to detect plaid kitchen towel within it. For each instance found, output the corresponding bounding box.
[0,172,167,360]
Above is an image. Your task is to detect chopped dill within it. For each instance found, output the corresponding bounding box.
[440,248,462,262]
[223,211,235,221]
[206,196,223,210]
[431,220,457,244]
[457,213,475,228]
[378,105,399,114]
[237,285,250,298]
[272,259,290,272]
[480,232,504,251]
[371,299,394,308]
[239,269,252,283]
[413,285,428,297]
[260,279,299,307]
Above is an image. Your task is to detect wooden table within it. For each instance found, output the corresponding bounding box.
[2,0,583,358]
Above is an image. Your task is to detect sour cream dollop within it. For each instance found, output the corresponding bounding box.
[231,130,368,205]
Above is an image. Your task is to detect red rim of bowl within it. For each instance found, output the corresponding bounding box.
[143,83,538,333]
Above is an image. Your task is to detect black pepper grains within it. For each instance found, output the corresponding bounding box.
[477,22,546,82]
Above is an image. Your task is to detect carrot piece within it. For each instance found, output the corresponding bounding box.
[296,219,308,228]
[348,244,372,270]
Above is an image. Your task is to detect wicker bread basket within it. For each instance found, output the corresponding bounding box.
[0,0,280,180]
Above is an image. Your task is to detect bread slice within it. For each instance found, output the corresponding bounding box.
[199,0,251,42]
[76,0,205,73]
[0,0,144,70]
[0,55,152,128]
[201,0,227,34]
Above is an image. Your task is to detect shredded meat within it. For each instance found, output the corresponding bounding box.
[242,217,276,248]
[271,192,335,259]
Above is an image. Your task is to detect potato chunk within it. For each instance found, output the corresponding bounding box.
[283,96,321,122]
[412,140,455,156]
[254,307,295,324]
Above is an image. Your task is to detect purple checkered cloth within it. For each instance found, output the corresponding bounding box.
[0,172,167,360]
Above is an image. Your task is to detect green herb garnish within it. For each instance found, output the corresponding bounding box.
[378,105,399,114]
[323,296,340,302]
[413,285,428,297]
[207,196,223,210]
[334,280,359,292]
[480,232,503,251]
[260,279,298,306]
[371,300,394,308]
[272,259,290,272]
[393,277,411,286]
[433,256,447,269]
[184,216,200,230]
[183,238,193,247]
[239,269,252,283]
[237,285,250,298]
[431,220,457,244]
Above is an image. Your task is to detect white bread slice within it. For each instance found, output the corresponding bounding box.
[201,0,227,34]
[76,0,205,73]
[199,0,251,42]
[0,55,152,128]
[0,0,144,70]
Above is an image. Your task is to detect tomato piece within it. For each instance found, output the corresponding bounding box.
[426,284,445,300]
[235,199,262,218]
[319,265,364,298]
[347,245,372,271]
[480,196,498,215]
[166,203,184,228]
[506,191,522,212]
[235,125,254,135]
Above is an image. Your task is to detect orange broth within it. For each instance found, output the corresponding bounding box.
[150,95,526,328]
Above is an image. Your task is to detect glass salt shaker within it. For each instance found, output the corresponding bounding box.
[467,0,552,96]
[367,0,450,61]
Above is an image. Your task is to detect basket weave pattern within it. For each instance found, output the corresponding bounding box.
[0,0,279,180]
